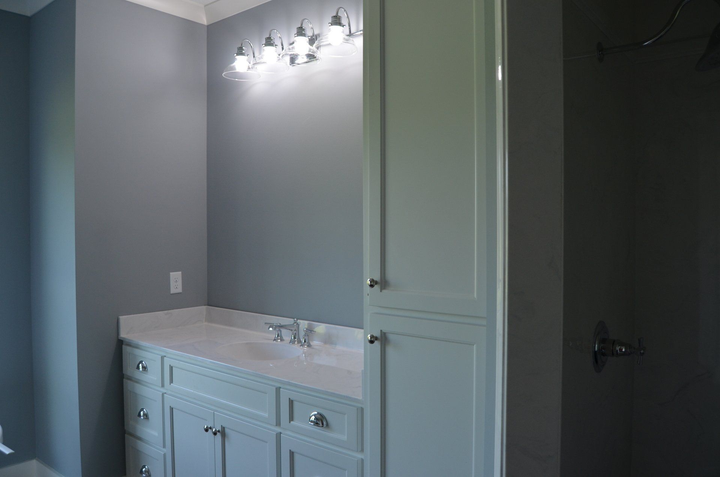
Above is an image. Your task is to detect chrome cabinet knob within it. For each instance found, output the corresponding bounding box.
[308,411,327,428]
[367,334,379,344]
[139,465,151,477]
[137,408,149,420]
[366,278,378,288]
[136,361,148,372]
[212,427,220,436]
[204,425,211,433]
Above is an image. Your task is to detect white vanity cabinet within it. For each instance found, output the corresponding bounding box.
[121,344,364,477]
[164,395,279,477]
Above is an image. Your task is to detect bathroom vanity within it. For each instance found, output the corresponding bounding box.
[118,307,364,477]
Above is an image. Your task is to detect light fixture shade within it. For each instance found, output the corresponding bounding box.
[316,31,357,57]
[223,44,260,81]
[316,10,359,58]
[255,30,290,74]
[282,21,321,67]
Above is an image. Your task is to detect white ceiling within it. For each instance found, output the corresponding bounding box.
[0,0,270,24]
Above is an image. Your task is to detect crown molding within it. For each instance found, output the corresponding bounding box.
[126,0,271,25]
[0,0,53,16]
[1,0,270,23]
[126,0,207,24]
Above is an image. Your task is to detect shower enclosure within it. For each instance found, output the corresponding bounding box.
[562,0,720,475]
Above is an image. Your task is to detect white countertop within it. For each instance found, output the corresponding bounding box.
[119,307,364,401]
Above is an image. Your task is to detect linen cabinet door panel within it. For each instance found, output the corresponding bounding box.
[367,313,487,477]
[165,395,216,477]
[215,413,279,477]
[281,436,361,477]
[366,0,490,318]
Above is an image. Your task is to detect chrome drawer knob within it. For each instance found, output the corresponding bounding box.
[139,465,151,477]
[367,334,379,345]
[308,411,327,428]
[366,278,378,288]
[136,361,148,372]
[212,427,220,436]
[204,425,211,433]
[137,408,149,420]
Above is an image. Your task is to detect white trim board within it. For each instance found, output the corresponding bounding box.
[0,460,64,477]
[125,0,271,25]
[0,0,269,22]
[0,0,53,16]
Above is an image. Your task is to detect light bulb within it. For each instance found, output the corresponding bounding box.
[328,25,345,46]
[263,45,278,63]
[234,55,249,72]
[295,36,310,55]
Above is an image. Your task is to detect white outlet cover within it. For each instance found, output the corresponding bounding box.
[170,272,182,294]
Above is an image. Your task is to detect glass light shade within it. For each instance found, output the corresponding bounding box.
[282,38,321,67]
[316,30,358,57]
[263,45,278,63]
[256,47,290,74]
[223,54,260,81]
[328,25,345,46]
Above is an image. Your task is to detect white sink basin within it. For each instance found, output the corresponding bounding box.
[217,342,303,361]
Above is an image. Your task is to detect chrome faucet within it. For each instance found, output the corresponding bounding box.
[266,319,301,345]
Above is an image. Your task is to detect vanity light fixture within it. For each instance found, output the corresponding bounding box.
[255,29,290,74]
[223,39,261,81]
[315,7,361,57]
[282,18,321,67]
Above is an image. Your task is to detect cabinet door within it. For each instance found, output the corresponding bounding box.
[365,0,494,317]
[281,436,361,477]
[214,413,279,477]
[367,313,486,477]
[165,395,216,477]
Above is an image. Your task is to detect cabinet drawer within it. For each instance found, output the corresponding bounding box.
[123,346,162,386]
[281,435,362,477]
[280,390,362,451]
[164,357,278,425]
[126,434,165,477]
[124,380,164,448]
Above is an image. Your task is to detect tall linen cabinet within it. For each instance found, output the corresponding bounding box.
[363,0,502,475]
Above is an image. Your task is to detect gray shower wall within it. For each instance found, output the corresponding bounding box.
[561,1,636,475]
[632,48,720,477]
[562,0,720,475]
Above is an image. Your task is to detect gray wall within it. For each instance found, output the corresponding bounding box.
[29,0,82,475]
[559,0,720,474]
[561,2,636,475]
[0,9,34,469]
[505,0,565,474]
[74,0,208,474]
[632,36,720,477]
[207,0,364,328]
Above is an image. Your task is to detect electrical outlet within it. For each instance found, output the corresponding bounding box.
[170,272,182,294]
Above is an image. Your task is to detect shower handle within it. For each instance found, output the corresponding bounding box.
[598,336,646,363]
[592,321,646,373]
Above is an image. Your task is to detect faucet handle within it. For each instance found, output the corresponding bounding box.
[266,323,285,342]
[301,328,315,348]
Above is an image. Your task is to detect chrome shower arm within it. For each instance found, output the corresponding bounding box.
[597,0,702,61]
